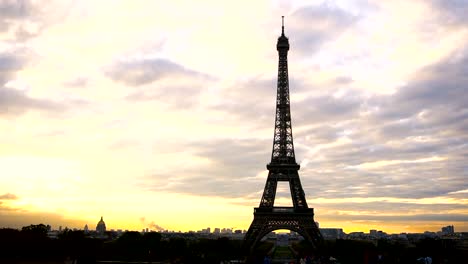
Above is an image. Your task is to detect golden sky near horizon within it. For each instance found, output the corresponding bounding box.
[1,0,468,234]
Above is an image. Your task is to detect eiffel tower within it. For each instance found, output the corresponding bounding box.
[243,17,323,253]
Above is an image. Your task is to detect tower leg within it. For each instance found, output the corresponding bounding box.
[243,210,322,254]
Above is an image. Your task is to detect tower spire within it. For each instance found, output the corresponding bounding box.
[282,16,285,35]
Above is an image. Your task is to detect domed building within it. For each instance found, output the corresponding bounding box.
[96,216,106,235]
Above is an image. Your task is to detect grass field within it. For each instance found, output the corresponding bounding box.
[272,245,294,259]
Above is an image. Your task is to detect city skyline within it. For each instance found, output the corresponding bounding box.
[1,0,467,234]
[34,216,461,237]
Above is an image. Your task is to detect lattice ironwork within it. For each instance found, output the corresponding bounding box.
[244,17,322,254]
[259,167,308,209]
[271,20,295,165]
[244,209,323,252]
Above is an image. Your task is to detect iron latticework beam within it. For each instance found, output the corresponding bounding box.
[244,17,322,254]
[271,18,295,165]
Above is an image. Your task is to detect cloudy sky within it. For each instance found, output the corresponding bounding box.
[1,0,467,234]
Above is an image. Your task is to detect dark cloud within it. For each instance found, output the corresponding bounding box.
[0,50,27,69]
[298,136,466,199]
[294,92,363,124]
[0,49,31,85]
[267,154,449,202]
[0,50,65,117]
[108,57,215,108]
[0,50,93,117]
[207,76,314,133]
[0,193,18,200]
[0,86,64,116]
[0,0,70,41]
[298,49,468,200]
[142,138,271,198]
[106,58,209,86]
[288,4,358,54]
[370,53,468,145]
[322,213,468,223]
[140,48,467,204]
[371,55,468,123]
[0,0,35,32]
[208,77,276,129]
[430,0,468,25]
[319,201,468,214]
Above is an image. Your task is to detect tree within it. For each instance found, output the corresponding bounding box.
[21,224,49,237]
[116,231,144,260]
[142,232,162,259]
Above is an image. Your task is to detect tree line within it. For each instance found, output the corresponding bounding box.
[0,224,466,263]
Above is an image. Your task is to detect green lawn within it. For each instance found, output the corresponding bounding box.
[272,246,294,259]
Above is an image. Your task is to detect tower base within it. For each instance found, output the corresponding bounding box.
[243,207,323,253]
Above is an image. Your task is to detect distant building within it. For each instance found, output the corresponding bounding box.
[320,228,344,239]
[200,227,211,234]
[441,225,454,235]
[348,232,366,239]
[369,229,387,238]
[96,216,107,235]
[397,233,408,240]
[221,228,232,234]
[423,231,437,238]
[84,224,89,233]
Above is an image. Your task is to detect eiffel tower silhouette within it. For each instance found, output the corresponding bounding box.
[243,17,323,253]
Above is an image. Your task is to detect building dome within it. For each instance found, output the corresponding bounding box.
[96,216,106,234]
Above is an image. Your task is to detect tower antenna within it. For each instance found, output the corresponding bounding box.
[282,16,285,35]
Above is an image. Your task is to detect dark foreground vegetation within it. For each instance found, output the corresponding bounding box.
[0,224,243,264]
[246,239,468,264]
[1,225,467,263]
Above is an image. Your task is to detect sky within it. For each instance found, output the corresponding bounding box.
[0,0,467,234]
